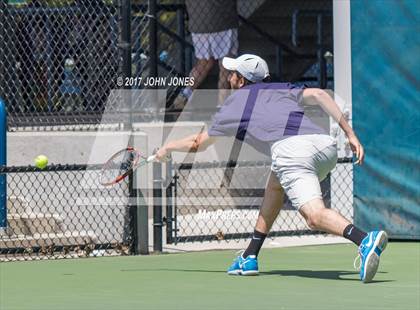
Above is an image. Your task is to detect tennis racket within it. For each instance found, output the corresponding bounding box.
[99,147,169,186]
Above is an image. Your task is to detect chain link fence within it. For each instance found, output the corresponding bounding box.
[0,0,338,259]
[0,164,136,261]
[166,158,352,243]
[0,158,353,261]
[1,0,333,128]
[0,0,122,129]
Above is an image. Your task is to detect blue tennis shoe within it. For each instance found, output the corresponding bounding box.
[227,251,259,276]
[355,230,388,283]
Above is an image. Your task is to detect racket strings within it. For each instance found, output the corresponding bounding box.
[100,149,140,185]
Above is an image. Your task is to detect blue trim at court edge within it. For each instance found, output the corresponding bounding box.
[0,98,6,229]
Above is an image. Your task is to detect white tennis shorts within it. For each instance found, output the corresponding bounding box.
[191,28,238,60]
[271,134,338,209]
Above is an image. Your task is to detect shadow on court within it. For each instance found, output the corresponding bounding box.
[120,268,392,283]
[259,270,393,283]
[120,268,225,273]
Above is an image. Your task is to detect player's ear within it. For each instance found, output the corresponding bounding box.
[239,76,246,88]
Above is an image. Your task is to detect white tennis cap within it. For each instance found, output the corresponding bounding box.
[222,54,270,83]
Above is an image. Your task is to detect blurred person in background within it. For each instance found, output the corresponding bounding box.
[170,0,238,110]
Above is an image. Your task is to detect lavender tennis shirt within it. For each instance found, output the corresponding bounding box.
[208,83,326,155]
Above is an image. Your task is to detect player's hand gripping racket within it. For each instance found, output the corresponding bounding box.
[100,147,169,186]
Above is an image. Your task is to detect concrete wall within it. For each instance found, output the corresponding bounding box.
[8,122,268,166]
[8,131,144,166]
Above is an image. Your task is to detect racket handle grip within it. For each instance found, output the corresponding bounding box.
[147,155,157,162]
[147,154,171,163]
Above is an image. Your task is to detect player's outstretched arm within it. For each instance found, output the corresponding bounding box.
[302,88,364,164]
[155,131,216,161]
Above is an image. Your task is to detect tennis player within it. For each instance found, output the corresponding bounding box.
[156,54,388,283]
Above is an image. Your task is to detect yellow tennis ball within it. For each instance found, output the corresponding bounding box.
[34,155,48,169]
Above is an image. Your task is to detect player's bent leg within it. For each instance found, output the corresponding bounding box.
[299,198,351,235]
[356,230,388,283]
[299,198,388,283]
[227,173,283,276]
[255,172,284,234]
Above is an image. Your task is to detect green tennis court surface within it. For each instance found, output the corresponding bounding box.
[1,242,419,310]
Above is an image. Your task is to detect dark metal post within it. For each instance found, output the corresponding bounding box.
[137,189,149,254]
[127,136,139,255]
[120,0,132,123]
[0,1,6,101]
[121,0,132,85]
[153,160,163,252]
[149,0,158,78]
[173,173,178,244]
[128,175,139,255]
[132,165,149,255]
[121,0,132,125]
[120,0,141,255]
[0,99,7,230]
[148,0,159,117]
[318,13,330,200]
[291,10,299,47]
[45,16,53,111]
[317,14,326,89]
[176,8,186,75]
[275,46,282,81]
[165,160,173,244]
